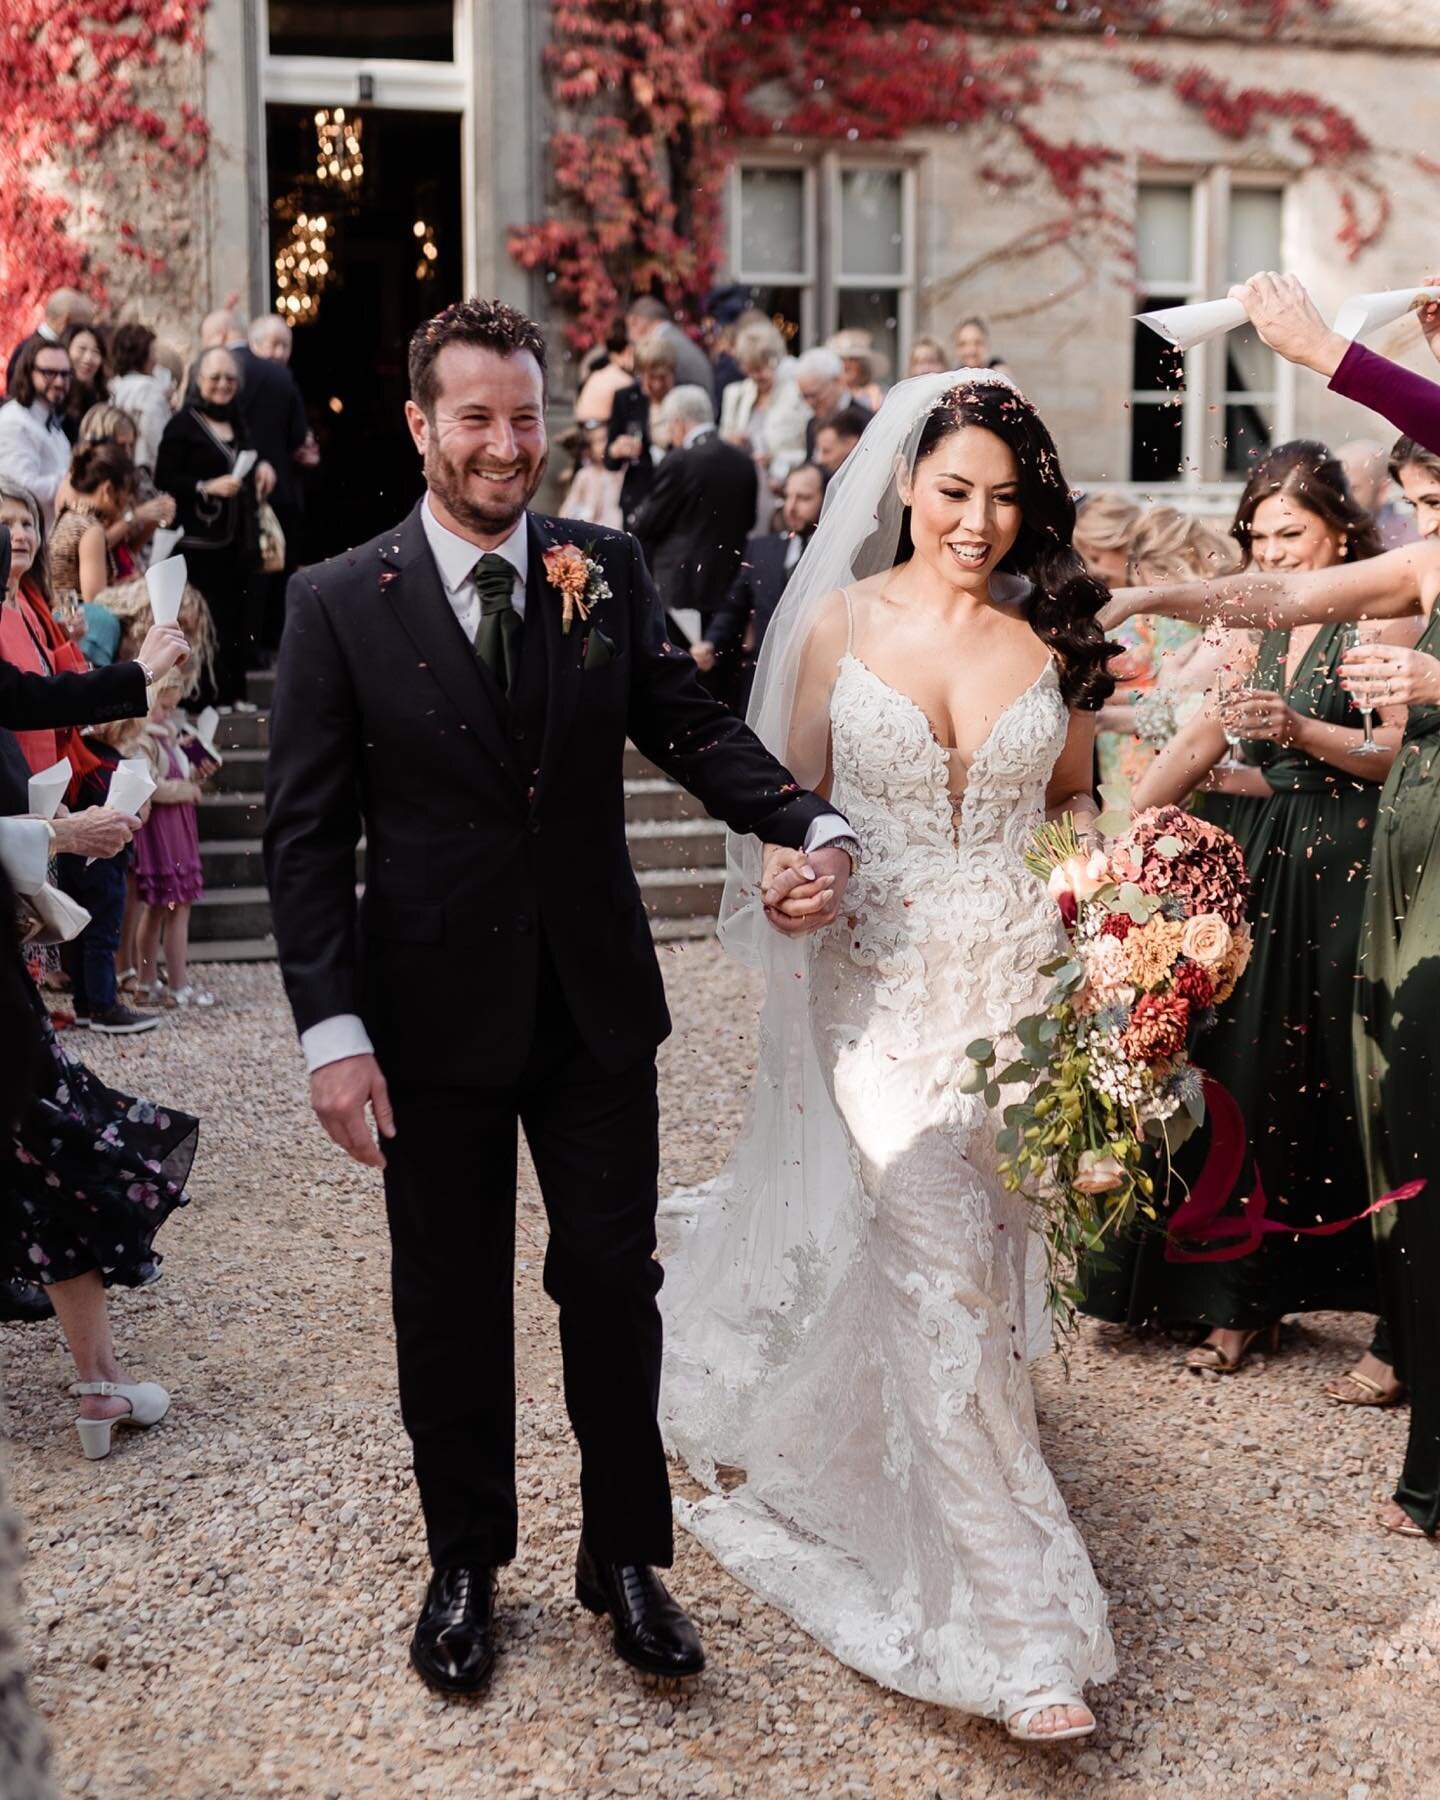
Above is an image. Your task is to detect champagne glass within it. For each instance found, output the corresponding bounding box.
[1213,638,1259,773]
[1341,621,1384,757]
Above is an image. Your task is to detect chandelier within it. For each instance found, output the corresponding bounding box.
[314,107,364,188]
[413,218,439,284]
[274,211,332,324]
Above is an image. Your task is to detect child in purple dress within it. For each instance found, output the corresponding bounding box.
[134,673,217,1007]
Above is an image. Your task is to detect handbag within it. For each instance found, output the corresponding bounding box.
[17,884,91,948]
[258,501,287,575]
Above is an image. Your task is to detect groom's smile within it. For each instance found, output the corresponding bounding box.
[404,339,549,541]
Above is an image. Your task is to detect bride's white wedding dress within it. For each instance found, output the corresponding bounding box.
[660,575,1116,1718]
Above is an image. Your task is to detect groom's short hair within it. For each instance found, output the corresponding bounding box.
[409,297,549,415]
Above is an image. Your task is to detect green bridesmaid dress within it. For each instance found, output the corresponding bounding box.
[1354,607,1440,1534]
[1085,623,1384,1328]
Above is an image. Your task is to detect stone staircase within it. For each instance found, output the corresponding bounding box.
[192,669,727,960]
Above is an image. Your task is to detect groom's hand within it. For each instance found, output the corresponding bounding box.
[763,845,850,935]
[310,1054,396,1169]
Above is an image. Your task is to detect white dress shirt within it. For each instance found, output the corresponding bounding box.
[299,498,855,1073]
[0,399,70,528]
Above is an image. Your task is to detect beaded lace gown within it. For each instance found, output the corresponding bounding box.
[661,600,1116,1719]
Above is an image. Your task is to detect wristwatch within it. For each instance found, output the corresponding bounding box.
[825,835,862,872]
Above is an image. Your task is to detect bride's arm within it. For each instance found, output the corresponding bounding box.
[1100,540,1440,635]
[1045,709,1099,838]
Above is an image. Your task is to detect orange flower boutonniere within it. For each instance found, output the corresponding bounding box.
[543,542,613,634]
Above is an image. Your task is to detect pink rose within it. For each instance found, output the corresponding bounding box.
[1180,913,1232,967]
[1047,849,1111,905]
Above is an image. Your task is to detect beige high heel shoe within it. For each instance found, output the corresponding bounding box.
[69,1380,170,1459]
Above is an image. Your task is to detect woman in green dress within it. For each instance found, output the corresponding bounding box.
[1083,443,1415,1371]
[1101,437,1440,1539]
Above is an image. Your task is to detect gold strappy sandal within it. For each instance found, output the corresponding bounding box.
[1185,1322,1282,1374]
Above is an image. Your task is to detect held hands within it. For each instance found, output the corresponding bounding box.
[761,843,851,935]
[689,640,717,673]
[1217,687,1298,746]
[1341,642,1440,710]
[310,1053,396,1170]
[137,622,190,678]
[1227,273,1347,379]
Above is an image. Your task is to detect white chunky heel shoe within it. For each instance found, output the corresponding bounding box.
[69,1381,170,1460]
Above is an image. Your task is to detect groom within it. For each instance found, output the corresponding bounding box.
[264,298,855,1695]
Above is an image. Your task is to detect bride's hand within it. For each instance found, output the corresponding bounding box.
[761,843,807,901]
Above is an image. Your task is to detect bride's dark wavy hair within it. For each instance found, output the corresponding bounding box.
[882,381,1117,710]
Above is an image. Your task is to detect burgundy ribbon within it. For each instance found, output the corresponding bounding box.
[1163,1075,1424,1263]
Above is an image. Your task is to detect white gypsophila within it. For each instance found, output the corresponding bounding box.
[1086,1034,1150,1109]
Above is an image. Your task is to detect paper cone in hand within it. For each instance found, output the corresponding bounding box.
[149,525,184,565]
[1134,298,1248,351]
[1334,286,1440,342]
[105,757,157,818]
[195,706,221,758]
[27,757,72,821]
[146,554,187,627]
[233,449,257,480]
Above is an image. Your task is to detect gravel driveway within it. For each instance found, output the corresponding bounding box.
[6,950,1436,1797]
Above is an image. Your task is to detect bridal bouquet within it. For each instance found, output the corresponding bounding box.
[968,804,1252,1331]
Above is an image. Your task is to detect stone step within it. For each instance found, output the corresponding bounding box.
[246,668,275,707]
[201,791,267,839]
[622,778,705,823]
[625,818,727,871]
[212,747,270,793]
[190,884,276,942]
[190,936,278,963]
[199,837,367,887]
[213,710,269,751]
[636,866,725,918]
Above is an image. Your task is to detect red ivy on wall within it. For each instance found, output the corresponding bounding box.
[0,0,208,354]
[513,0,1382,352]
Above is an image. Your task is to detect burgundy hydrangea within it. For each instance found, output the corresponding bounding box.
[1108,806,1250,930]
[1172,960,1217,1009]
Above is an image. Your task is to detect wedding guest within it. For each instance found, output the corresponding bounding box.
[50,442,135,604]
[107,323,173,472]
[813,404,868,477]
[1339,438,1415,550]
[719,322,809,532]
[691,461,824,709]
[573,320,634,426]
[625,294,713,397]
[606,335,676,527]
[0,481,77,778]
[560,422,625,529]
[701,285,758,407]
[827,328,887,411]
[794,347,868,458]
[1092,443,1413,1376]
[133,672,213,1008]
[60,324,107,441]
[54,713,157,1034]
[0,341,73,529]
[71,404,176,574]
[5,288,93,394]
[1073,491,1141,589]
[247,312,294,364]
[632,386,756,636]
[1230,271,1440,457]
[1093,507,1242,801]
[1102,455,1440,1537]
[908,335,949,377]
[952,315,1011,376]
[155,346,262,707]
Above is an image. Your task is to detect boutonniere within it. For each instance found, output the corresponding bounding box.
[543,542,613,635]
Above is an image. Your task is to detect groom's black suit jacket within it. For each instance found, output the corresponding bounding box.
[264,503,830,1086]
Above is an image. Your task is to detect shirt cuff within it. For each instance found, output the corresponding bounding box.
[0,818,53,897]
[803,813,859,858]
[300,1014,375,1073]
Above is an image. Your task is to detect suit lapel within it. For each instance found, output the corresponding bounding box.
[530,514,584,803]
[380,504,521,791]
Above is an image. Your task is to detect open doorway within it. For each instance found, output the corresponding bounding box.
[265,105,464,560]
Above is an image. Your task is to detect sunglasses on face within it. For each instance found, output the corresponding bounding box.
[36,367,71,382]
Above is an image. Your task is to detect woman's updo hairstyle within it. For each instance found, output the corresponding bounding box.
[896,379,1117,710]
[69,439,135,500]
[1231,438,1381,566]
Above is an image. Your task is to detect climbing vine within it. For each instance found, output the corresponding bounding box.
[0,0,208,353]
[513,0,1387,352]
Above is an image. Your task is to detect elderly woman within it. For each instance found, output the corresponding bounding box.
[155,346,262,708]
[827,328,888,411]
[719,321,810,532]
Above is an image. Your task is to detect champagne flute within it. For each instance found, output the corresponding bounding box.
[1213,638,1259,773]
[1341,621,1384,757]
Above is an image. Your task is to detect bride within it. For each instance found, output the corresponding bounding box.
[659,369,1118,1741]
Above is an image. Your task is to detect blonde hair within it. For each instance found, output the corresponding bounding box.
[632,336,677,375]
[735,321,786,375]
[908,335,948,372]
[1073,491,1143,558]
[78,403,138,445]
[1128,506,1244,583]
[105,574,218,702]
[88,714,146,754]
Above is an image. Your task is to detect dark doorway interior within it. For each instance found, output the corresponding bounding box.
[266,105,463,560]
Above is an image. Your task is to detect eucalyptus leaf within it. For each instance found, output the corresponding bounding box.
[956,1060,990,1095]
[965,1038,995,1065]
[1155,834,1183,858]
[996,1060,1033,1086]
[1095,808,1131,839]
[983,1082,1001,1109]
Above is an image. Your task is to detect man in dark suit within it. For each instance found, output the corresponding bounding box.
[629,386,758,642]
[263,299,858,1700]
[604,336,675,528]
[690,460,824,710]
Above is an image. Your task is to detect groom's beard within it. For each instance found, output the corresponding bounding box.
[424,439,548,539]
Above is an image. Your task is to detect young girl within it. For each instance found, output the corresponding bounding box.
[133,673,215,1007]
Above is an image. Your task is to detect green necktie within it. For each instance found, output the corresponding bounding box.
[472,553,521,697]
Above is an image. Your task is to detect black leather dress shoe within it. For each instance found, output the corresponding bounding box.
[575,1541,705,1677]
[409,1566,497,1695]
